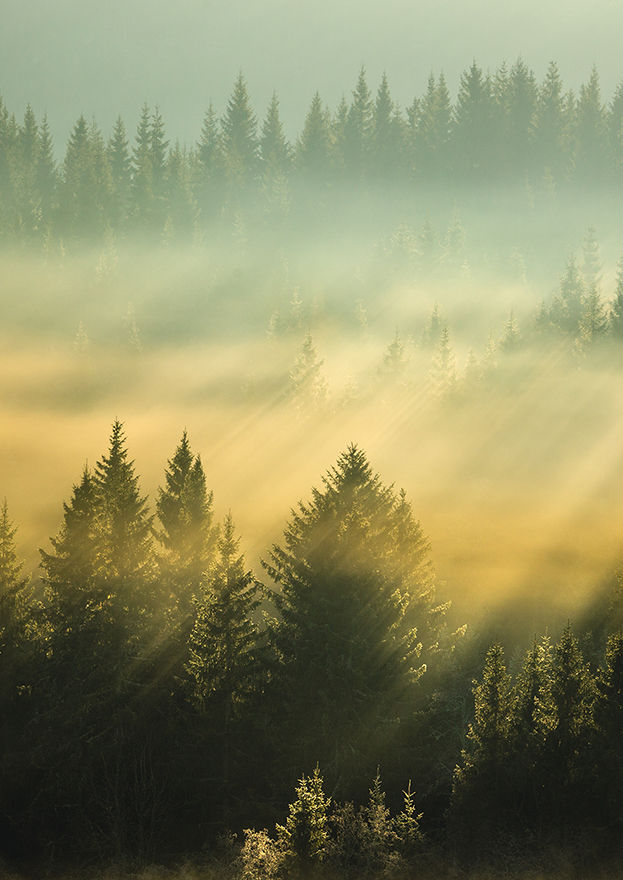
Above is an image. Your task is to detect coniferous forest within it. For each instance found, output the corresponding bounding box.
[4,60,623,878]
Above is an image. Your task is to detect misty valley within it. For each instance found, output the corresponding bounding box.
[3,61,623,879]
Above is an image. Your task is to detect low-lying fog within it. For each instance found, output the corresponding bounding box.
[2,206,623,633]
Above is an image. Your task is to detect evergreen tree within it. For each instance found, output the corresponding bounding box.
[416,217,440,276]
[581,223,603,288]
[37,113,58,229]
[506,57,537,179]
[344,66,373,179]
[296,92,333,181]
[0,499,33,688]
[131,103,155,226]
[539,624,597,828]
[370,73,396,179]
[550,253,585,335]
[288,333,328,412]
[263,445,440,793]
[277,767,330,869]
[107,115,132,229]
[260,92,290,176]
[452,61,494,181]
[442,208,466,273]
[156,431,216,617]
[149,104,169,204]
[608,79,623,182]
[416,72,452,180]
[193,101,223,223]
[578,282,608,347]
[92,420,156,620]
[610,252,623,338]
[220,72,259,195]
[186,512,261,816]
[499,307,522,352]
[533,62,566,182]
[574,66,608,183]
[59,114,111,238]
[165,140,197,237]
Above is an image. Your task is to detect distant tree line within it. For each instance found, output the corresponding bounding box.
[1,60,623,246]
[1,422,623,874]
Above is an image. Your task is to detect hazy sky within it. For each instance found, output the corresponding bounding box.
[2,0,622,156]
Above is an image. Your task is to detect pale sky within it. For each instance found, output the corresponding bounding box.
[2,0,622,155]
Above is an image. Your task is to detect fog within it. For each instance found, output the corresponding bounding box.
[2,0,623,155]
[3,196,623,632]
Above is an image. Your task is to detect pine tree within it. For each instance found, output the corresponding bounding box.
[165,140,197,237]
[186,513,261,813]
[451,644,515,832]
[296,92,333,180]
[260,92,290,176]
[37,113,58,228]
[574,66,608,183]
[92,420,155,610]
[499,307,522,352]
[416,217,440,277]
[149,104,169,205]
[506,57,537,179]
[0,499,33,686]
[288,333,328,412]
[452,61,494,181]
[381,329,408,377]
[220,72,259,194]
[442,208,466,273]
[131,103,155,226]
[107,115,132,229]
[59,113,108,238]
[539,624,597,825]
[610,252,623,338]
[608,80,623,182]
[156,431,216,616]
[419,301,443,349]
[344,66,373,179]
[578,282,608,347]
[415,72,452,180]
[370,73,394,179]
[581,224,603,288]
[550,253,585,335]
[533,62,566,182]
[277,767,330,868]
[263,445,439,792]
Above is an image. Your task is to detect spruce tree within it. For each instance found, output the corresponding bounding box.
[499,307,522,352]
[186,513,261,815]
[131,103,155,226]
[296,92,333,180]
[263,445,440,793]
[610,253,623,338]
[452,61,494,181]
[344,66,373,179]
[156,430,216,617]
[107,115,131,229]
[220,72,259,193]
[533,61,566,182]
[574,66,608,183]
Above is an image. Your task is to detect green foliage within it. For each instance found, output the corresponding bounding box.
[277,766,330,869]
[264,445,439,792]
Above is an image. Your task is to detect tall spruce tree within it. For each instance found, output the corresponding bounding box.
[156,430,216,618]
[220,72,259,194]
[344,66,373,179]
[263,445,440,793]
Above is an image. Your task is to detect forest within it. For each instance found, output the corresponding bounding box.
[2,59,623,879]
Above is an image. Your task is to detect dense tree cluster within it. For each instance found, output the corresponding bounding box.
[1,422,623,875]
[2,61,623,245]
[0,424,449,869]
